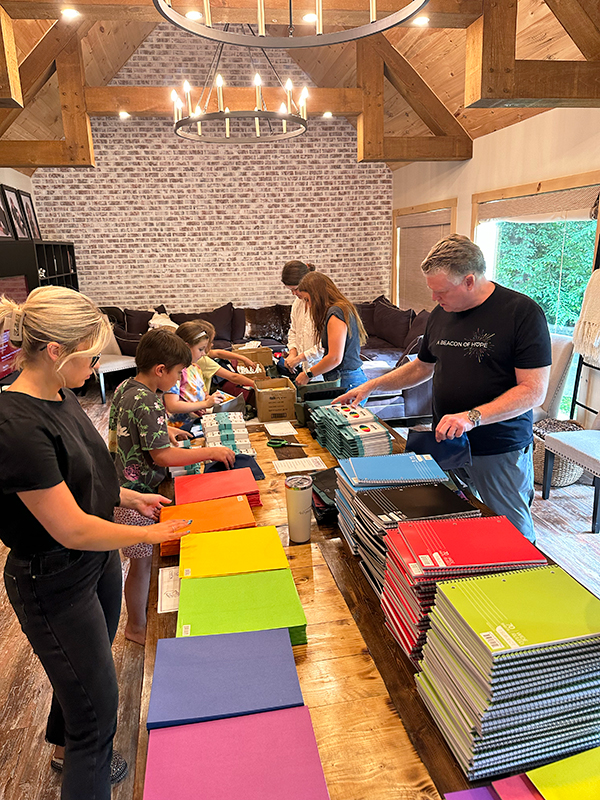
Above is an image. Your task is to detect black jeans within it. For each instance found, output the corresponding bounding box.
[4,549,122,800]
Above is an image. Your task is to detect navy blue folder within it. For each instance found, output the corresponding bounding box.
[146,628,303,730]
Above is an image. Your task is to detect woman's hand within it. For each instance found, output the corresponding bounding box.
[285,353,302,370]
[295,371,310,387]
[207,446,236,468]
[142,518,191,545]
[133,493,172,520]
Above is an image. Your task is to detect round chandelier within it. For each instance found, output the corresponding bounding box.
[153,0,430,49]
[170,32,310,143]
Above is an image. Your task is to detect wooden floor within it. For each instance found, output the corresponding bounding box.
[1,381,598,800]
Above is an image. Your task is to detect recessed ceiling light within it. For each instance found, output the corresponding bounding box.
[119,111,131,119]
[61,8,81,18]
[185,10,202,20]
[323,111,333,118]
[303,13,318,22]
[413,15,429,25]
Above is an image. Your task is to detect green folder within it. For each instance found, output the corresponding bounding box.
[436,565,600,656]
[176,569,307,646]
[527,745,600,800]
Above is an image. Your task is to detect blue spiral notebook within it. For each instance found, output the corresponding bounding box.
[338,452,446,486]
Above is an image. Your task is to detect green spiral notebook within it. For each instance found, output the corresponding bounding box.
[527,745,600,800]
[176,569,307,646]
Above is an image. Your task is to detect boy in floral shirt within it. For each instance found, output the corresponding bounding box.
[109,328,234,644]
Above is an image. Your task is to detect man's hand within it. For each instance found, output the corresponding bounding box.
[334,383,372,407]
[435,412,475,442]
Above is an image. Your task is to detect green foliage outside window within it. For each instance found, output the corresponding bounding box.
[494,220,596,330]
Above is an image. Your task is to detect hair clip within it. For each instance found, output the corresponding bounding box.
[9,309,25,344]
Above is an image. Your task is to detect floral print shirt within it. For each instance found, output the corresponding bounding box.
[108,377,171,492]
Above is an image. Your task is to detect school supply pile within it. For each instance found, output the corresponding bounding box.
[416,566,600,781]
[310,404,393,458]
[144,522,327,799]
[201,412,256,456]
[159,495,256,556]
[381,517,547,662]
[174,467,261,508]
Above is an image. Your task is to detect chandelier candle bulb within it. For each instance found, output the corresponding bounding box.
[316,0,323,34]
[216,74,224,112]
[257,0,266,36]
[285,79,293,113]
[202,0,212,26]
[171,90,179,122]
[195,105,202,134]
[279,103,287,133]
[255,113,261,138]
[183,81,192,116]
[176,98,184,121]
[370,0,376,22]
[225,107,230,138]
[254,73,262,110]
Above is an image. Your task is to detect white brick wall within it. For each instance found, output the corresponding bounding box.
[32,24,392,312]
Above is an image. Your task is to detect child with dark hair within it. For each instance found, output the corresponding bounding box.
[109,328,235,644]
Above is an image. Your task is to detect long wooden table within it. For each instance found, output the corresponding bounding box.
[133,424,472,800]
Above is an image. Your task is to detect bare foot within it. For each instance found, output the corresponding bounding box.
[124,625,146,645]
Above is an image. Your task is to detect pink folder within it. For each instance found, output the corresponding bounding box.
[143,705,330,800]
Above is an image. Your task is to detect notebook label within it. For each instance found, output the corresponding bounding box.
[419,554,434,567]
[480,630,503,650]
[183,568,191,577]
[408,562,423,576]
[237,495,244,501]
[182,624,191,637]
[495,624,520,649]
[432,552,446,568]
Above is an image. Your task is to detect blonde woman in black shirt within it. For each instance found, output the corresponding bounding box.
[0,287,189,800]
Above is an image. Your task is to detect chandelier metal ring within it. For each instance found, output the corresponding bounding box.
[153,0,430,49]
[174,110,308,143]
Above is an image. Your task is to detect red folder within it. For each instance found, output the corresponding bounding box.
[175,468,261,507]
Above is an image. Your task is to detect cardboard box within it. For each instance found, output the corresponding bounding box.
[255,377,297,422]
[232,345,275,368]
[236,363,268,381]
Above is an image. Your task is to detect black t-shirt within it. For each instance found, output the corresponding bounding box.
[0,388,120,557]
[418,283,552,456]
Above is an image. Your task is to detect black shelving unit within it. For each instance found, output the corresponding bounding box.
[0,240,78,294]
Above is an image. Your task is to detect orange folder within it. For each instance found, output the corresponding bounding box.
[160,496,256,556]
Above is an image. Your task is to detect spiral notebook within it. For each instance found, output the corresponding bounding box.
[338,453,447,487]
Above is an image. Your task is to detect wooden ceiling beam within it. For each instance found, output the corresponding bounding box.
[85,85,363,116]
[356,37,385,161]
[56,35,94,164]
[0,16,93,135]
[544,0,600,62]
[464,0,516,108]
[382,134,472,160]
[0,6,23,107]
[0,139,73,166]
[2,0,481,26]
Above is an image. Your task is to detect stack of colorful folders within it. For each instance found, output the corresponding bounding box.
[201,412,256,456]
[381,517,547,663]
[310,404,393,459]
[144,630,329,800]
[159,495,256,556]
[416,566,600,781]
[176,525,307,645]
[335,452,448,558]
[174,467,261,508]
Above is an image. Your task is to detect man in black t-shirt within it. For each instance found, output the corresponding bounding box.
[337,234,552,543]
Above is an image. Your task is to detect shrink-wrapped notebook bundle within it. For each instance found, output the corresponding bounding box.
[159,495,256,556]
[174,467,261,508]
[381,517,547,662]
[200,411,256,456]
[310,404,393,458]
[416,566,600,780]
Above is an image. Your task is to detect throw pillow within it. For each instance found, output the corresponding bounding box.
[170,303,234,342]
[373,298,414,348]
[114,325,141,357]
[124,309,153,334]
[355,302,376,337]
[231,307,246,342]
[403,309,430,349]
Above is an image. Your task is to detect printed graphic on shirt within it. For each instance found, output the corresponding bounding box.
[436,328,495,363]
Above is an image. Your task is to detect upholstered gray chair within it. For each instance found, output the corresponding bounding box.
[532,333,574,422]
[95,325,136,404]
[542,412,600,532]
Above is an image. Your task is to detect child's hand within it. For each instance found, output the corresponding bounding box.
[240,357,257,367]
[204,395,216,408]
[135,493,172,520]
[168,425,192,445]
[207,446,236,468]
[143,519,192,544]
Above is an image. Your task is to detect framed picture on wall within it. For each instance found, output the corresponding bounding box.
[0,192,14,240]
[1,185,30,240]
[18,191,42,240]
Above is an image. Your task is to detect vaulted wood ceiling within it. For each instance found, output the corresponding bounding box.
[0,0,593,163]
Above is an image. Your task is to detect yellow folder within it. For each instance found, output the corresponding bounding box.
[179,525,289,579]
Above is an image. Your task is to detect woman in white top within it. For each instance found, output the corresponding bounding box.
[282,260,324,377]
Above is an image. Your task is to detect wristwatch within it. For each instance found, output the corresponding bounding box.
[467,408,482,427]
[306,370,314,379]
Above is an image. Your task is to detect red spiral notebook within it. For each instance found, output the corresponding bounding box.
[159,496,256,556]
[174,468,261,508]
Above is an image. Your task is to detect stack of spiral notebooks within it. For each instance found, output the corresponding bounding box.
[381,516,547,662]
[415,566,600,781]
